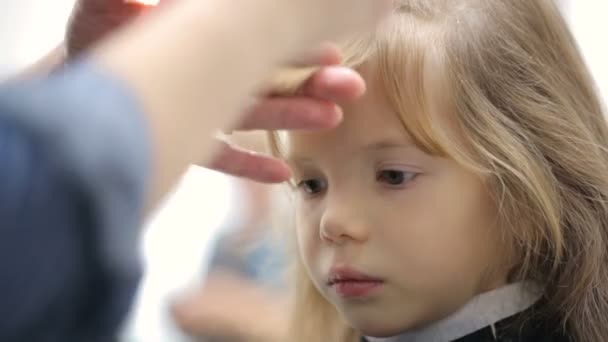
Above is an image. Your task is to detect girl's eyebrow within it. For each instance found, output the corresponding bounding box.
[360,138,414,151]
[286,138,416,163]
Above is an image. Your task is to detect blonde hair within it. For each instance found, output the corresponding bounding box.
[268,1,608,341]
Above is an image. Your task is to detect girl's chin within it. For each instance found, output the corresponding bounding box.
[345,315,416,338]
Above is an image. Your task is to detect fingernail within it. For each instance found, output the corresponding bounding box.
[330,105,344,126]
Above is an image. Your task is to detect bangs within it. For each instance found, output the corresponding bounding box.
[267,16,455,159]
[341,16,453,157]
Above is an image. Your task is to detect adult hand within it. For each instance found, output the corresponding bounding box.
[172,271,287,341]
[207,45,365,183]
[65,0,369,184]
[66,0,152,57]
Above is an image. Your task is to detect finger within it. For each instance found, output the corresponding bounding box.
[205,141,291,183]
[299,66,366,102]
[262,45,344,95]
[236,66,364,131]
[290,42,342,66]
[236,97,342,131]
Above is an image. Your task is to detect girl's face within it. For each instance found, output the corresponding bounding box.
[285,71,510,337]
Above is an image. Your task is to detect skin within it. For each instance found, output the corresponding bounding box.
[90,0,390,205]
[172,271,288,341]
[62,0,372,185]
[286,68,510,337]
[51,1,382,338]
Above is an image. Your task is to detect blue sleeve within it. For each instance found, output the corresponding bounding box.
[0,61,151,341]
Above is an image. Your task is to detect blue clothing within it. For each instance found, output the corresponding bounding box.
[0,61,150,341]
[210,228,286,289]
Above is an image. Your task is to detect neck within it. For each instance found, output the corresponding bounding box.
[365,282,542,342]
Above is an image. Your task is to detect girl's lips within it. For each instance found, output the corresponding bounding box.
[331,280,384,298]
[327,266,385,298]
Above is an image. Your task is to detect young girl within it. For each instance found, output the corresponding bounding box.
[268,1,608,341]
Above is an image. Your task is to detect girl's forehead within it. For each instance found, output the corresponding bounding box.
[284,94,414,159]
[281,57,448,161]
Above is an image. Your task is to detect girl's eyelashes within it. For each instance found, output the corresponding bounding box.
[297,178,328,196]
[292,165,420,196]
[376,168,418,187]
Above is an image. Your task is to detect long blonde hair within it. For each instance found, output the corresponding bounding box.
[268,1,608,341]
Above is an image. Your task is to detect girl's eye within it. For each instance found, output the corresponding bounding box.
[376,169,417,187]
[297,178,327,195]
